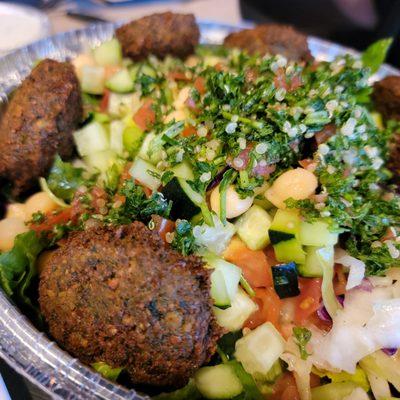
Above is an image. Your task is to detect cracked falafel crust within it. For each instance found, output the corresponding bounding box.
[116,12,200,61]
[223,23,312,62]
[39,221,221,388]
[0,59,82,197]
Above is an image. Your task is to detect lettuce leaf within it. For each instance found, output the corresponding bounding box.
[47,155,86,201]
[0,230,46,313]
[362,38,393,73]
[92,361,123,381]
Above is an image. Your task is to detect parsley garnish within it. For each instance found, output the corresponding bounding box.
[293,327,312,360]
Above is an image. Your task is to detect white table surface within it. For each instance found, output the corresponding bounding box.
[47,0,242,34]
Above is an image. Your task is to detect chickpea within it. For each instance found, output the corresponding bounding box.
[266,168,318,209]
[25,191,59,220]
[0,218,29,252]
[6,203,27,221]
[210,185,253,219]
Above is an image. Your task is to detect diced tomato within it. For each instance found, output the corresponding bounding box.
[274,68,289,91]
[315,124,336,145]
[168,71,191,81]
[274,68,303,92]
[227,144,254,171]
[289,74,303,91]
[154,217,175,243]
[194,76,206,94]
[244,287,282,330]
[134,179,152,198]
[99,89,110,113]
[133,99,156,131]
[214,62,227,72]
[298,158,317,172]
[30,207,74,233]
[270,372,300,400]
[294,277,322,324]
[224,237,273,288]
[182,125,197,137]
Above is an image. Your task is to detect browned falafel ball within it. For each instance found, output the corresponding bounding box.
[38,222,221,388]
[373,75,400,121]
[223,24,312,62]
[116,12,200,61]
[372,76,400,189]
[0,59,82,197]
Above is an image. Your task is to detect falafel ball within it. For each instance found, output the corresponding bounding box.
[372,76,400,189]
[0,59,82,197]
[39,222,221,388]
[116,12,200,61]
[373,75,400,121]
[223,24,312,62]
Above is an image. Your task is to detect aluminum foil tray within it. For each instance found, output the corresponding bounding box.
[0,20,398,400]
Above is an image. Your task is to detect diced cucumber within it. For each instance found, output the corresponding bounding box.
[235,322,285,378]
[272,262,300,298]
[298,245,334,277]
[138,132,156,161]
[178,178,204,206]
[73,121,109,157]
[235,205,272,250]
[194,364,243,399]
[273,238,306,264]
[170,161,195,181]
[311,382,360,400]
[109,120,124,155]
[269,209,301,245]
[84,150,116,172]
[129,157,161,191]
[80,65,105,95]
[213,288,258,331]
[253,196,274,210]
[161,177,200,220]
[209,257,241,308]
[108,93,135,117]
[299,220,338,247]
[105,69,134,93]
[93,38,122,66]
[123,126,143,153]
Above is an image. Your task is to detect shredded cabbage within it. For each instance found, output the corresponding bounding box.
[193,214,236,255]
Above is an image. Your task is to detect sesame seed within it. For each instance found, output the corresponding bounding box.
[327,165,336,174]
[197,125,208,137]
[275,88,286,101]
[340,118,357,136]
[200,172,212,182]
[233,158,244,169]
[255,142,268,154]
[238,137,247,150]
[320,210,331,217]
[225,122,237,134]
[318,143,330,155]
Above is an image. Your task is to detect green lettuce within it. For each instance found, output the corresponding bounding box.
[0,230,46,311]
[362,38,393,73]
[92,361,123,381]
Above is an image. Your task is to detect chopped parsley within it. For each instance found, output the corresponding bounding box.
[171,220,198,256]
[293,327,312,360]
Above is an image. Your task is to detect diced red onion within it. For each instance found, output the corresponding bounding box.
[207,166,228,191]
[382,348,397,356]
[317,295,344,322]
[355,278,373,292]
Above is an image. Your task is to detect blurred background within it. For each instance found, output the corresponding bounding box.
[0,0,399,65]
[0,0,400,398]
